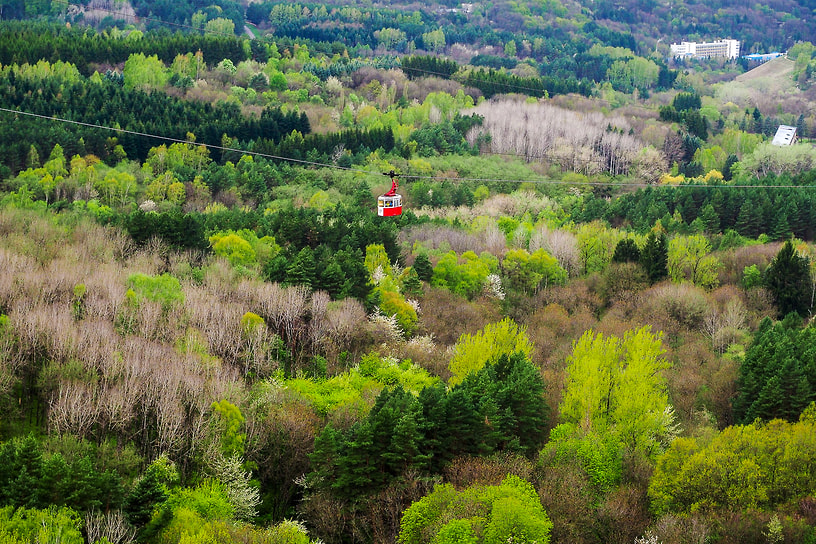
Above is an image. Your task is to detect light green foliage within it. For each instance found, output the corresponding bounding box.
[8,59,81,83]
[667,234,721,289]
[166,181,187,206]
[375,27,407,50]
[307,190,332,210]
[123,53,168,91]
[70,283,85,320]
[266,520,312,544]
[449,318,533,386]
[357,353,438,392]
[474,185,489,202]
[211,233,255,267]
[648,413,816,514]
[588,44,635,58]
[0,528,23,544]
[742,264,762,289]
[736,142,816,179]
[44,144,67,177]
[366,244,417,335]
[154,482,234,543]
[146,142,211,177]
[177,329,221,371]
[497,216,520,242]
[398,475,552,544]
[378,289,418,336]
[210,400,246,458]
[209,230,280,268]
[790,42,816,86]
[692,145,727,174]
[431,250,493,300]
[544,423,623,490]
[501,248,567,294]
[422,29,446,52]
[575,221,623,274]
[126,273,184,311]
[144,172,185,206]
[283,374,371,417]
[364,243,393,279]
[94,170,136,207]
[280,354,437,416]
[0,506,84,544]
[148,453,180,486]
[715,128,763,158]
[75,199,114,223]
[607,57,659,91]
[166,480,234,520]
[171,52,200,79]
[560,327,674,456]
[425,90,475,120]
[267,70,287,91]
[240,312,264,334]
[435,519,478,544]
[204,17,235,36]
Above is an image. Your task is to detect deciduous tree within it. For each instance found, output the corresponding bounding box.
[560,326,675,456]
[448,318,533,386]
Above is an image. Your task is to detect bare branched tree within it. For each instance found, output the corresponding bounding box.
[467,99,658,176]
[84,509,136,544]
[49,381,99,438]
[530,227,581,277]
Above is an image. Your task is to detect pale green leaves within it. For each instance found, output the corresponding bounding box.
[448,318,533,386]
[560,326,674,455]
[398,475,552,544]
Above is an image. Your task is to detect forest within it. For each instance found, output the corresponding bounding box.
[1,0,816,543]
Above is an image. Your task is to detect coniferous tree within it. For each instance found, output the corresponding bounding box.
[402,267,423,298]
[764,240,812,317]
[612,238,641,263]
[488,352,549,455]
[318,261,346,298]
[412,254,433,282]
[734,319,816,423]
[124,462,172,530]
[285,247,317,289]
[770,211,791,241]
[9,436,42,508]
[699,204,721,234]
[640,231,668,284]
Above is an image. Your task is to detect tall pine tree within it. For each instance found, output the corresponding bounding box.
[764,240,812,317]
[640,231,668,284]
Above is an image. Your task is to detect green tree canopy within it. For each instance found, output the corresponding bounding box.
[649,409,816,514]
[764,240,812,317]
[398,475,552,544]
[733,318,816,423]
[640,231,668,284]
[559,326,675,456]
[667,234,721,289]
[448,318,533,386]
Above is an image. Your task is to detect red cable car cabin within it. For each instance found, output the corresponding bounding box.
[378,171,402,217]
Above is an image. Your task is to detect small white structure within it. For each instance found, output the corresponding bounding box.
[771,125,798,146]
[670,39,740,59]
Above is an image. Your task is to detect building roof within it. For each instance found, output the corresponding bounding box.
[771,125,797,146]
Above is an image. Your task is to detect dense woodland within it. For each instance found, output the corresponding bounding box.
[1,1,816,543]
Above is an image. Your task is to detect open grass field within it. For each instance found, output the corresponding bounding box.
[735,56,795,85]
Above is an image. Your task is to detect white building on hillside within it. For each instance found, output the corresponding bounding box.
[771,125,798,146]
[670,39,740,59]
